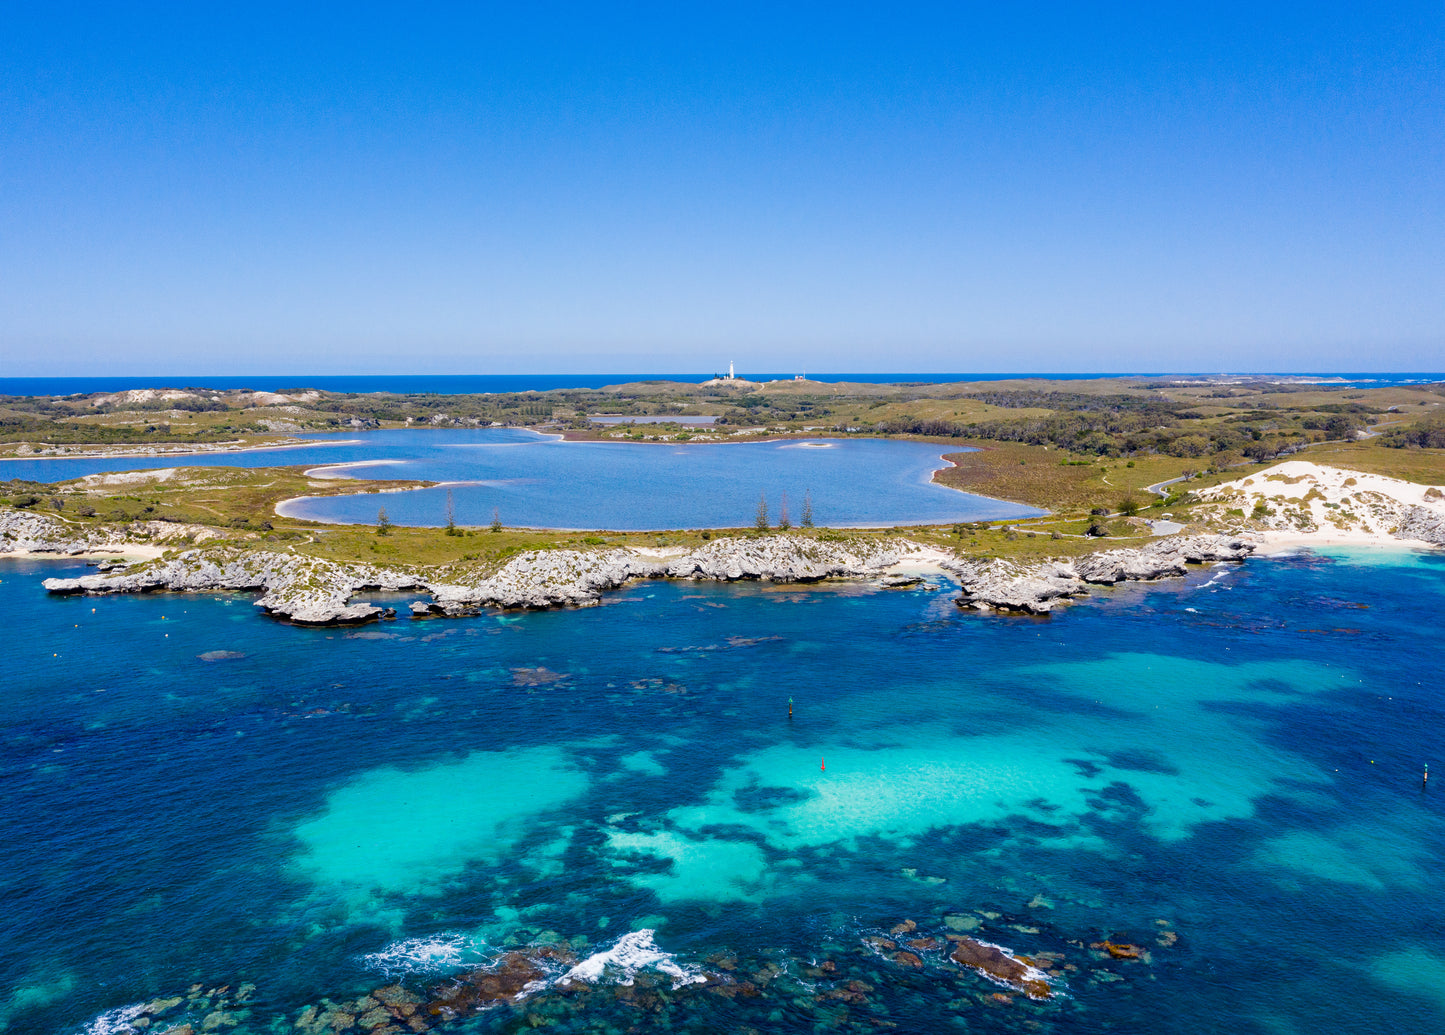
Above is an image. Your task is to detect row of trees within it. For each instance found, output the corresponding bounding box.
[754,490,814,530]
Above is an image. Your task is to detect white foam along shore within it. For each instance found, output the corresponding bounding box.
[1195,461,1445,552]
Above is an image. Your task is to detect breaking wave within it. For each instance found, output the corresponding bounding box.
[560,930,705,989]
[78,1003,146,1035]
[362,933,490,978]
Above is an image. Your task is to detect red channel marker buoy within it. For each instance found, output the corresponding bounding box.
[821,757,825,772]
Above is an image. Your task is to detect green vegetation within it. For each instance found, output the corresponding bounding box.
[2,377,1440,572]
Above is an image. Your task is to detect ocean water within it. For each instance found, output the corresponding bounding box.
[3,373,1441,396]
[3,430,1040,529]
[2,546,1443,1034]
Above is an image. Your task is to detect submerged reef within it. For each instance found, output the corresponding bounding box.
[73,909,1179,1035]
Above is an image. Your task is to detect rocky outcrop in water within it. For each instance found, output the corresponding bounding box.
[948,937,1053,1000]
[42,547,425,625]
[948,534,1256,614]
[36,532,910,626]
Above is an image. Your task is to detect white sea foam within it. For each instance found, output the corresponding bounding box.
[362,933,489,977]
[78,1003,147,1035]
[559,930,705,989]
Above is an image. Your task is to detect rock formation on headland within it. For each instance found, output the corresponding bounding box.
[946,534,1256,614]
[0,507,219,554]
[9,498,1263,624]
[42,548,428,624]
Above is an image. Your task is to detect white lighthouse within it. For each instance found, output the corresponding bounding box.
[728,361,735,380]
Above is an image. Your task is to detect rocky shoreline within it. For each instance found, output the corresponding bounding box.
[944,534,1257,614]
[34,533,916,624]
[1,508,1273,623]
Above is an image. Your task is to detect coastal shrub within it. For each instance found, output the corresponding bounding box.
[1051,531,1061,539]
[1085,521,1109,537]
[1251,501,1273,520]
[74,504,96,517]
[490,508,502,533]
[377,507,392,536]
[700,530,712,540]
[1425,487,1443,501]
[1090,506,1108,516]
[1118,496,1140,517]
[10,494,39,508]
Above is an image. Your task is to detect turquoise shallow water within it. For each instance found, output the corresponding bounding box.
[3,547,1444,1033]
[1,429,1041,529]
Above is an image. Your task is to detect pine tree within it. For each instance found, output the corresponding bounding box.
[778,491,791,530]
[376,506,392,536]
[754,493,769,530]
[490,507,503,533]
[445,489,459,535]
[800,490,814,528]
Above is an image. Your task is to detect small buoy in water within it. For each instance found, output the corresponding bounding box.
[821,757,825,772]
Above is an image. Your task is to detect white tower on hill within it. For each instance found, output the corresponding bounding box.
[728,361,735,379]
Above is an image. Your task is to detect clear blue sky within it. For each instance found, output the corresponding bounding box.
[2,3,1442,375]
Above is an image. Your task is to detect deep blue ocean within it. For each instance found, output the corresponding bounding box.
[3,373,1442,396]
[2,430,1041,530]
[3,545,1443,1034]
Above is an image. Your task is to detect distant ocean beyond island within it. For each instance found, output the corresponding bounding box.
[3,372,1442,396]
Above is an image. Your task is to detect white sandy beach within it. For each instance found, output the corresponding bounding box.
[1198,460,1445,553]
